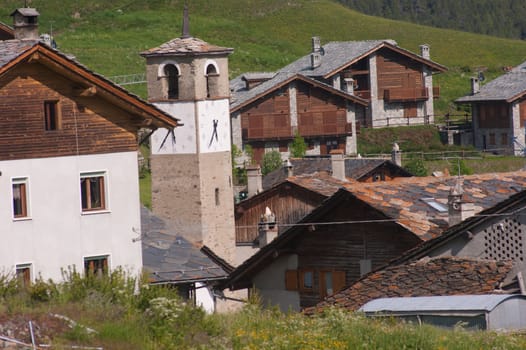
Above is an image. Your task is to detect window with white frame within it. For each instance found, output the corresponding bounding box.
[84,255,109,277]
[12,177,29,219]
[80,172,107,212]
[16,263,32,287]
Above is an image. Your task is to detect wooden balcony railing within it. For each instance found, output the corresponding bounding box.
[355,90,371,100]
[383,87,428,102]
[242,126,293,140]
[433,86,440,99]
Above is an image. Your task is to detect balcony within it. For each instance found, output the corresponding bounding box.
[383,88,428,102]
[433,86,440,99]
[354,90,371,100]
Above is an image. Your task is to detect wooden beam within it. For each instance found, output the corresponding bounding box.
[73,86,97,97]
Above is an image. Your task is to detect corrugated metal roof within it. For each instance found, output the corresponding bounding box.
[360,294,526,313]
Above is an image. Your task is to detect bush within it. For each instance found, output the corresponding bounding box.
[404,158,427,176]
[262,150,283,175]
[290,132,307,158]
[450,159,474,175]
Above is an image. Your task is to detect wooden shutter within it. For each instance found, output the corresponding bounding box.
[285,270,298,291]
[333,271,346,294]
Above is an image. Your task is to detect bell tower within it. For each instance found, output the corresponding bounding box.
[141,7,236,264]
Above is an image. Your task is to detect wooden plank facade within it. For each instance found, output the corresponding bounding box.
[235,183,325,244]
[283,197,421,308]
[0,64,143,161]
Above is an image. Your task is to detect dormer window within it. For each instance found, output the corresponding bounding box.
[206,64,219,98]
[164,64,179,99]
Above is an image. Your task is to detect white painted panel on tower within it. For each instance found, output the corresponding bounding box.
[198,99,231,153]
[152,102,197,154]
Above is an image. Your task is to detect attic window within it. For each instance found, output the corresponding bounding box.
[44,101,61,131]
[421,197,447,212]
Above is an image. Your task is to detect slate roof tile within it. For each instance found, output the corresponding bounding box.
[306,257,514,314]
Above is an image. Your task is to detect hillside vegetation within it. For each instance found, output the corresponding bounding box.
[338,0,526,40]
[2,0,526,116]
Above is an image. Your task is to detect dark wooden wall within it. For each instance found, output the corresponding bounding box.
[235,184,325,244]
[376,49,423,98]
[289,197,421,308]
[241,88,291,140]
[0,63,141,161]
[477,102,510,128]
[296,82,350,137]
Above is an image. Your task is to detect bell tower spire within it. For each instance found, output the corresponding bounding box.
[181,3,191,39]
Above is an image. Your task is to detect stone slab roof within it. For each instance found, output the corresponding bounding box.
[342,171,526,240]
[141,36,233,57]
[307,257,514,314]
[262,157,411,190]
[141,207,230,284]
[456,63,526,103]
[0,39,36,66]
[230,39,444,111]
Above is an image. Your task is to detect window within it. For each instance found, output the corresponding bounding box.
[300,270,314,291]
[84,256,108,277]
[489,133,496,146]
[12,177,29,218]
[421,197,448,213]
[16,264,31,287]
[215,188,220,206]
[501,133,508,146]
[320,270,345,298]
[44,101,61,130]
[164,64,179,99]
[80,172,106,211]
[206,64,219,98]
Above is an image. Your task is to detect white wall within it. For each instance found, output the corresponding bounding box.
[253,254,300,312]
[0,151,143,282]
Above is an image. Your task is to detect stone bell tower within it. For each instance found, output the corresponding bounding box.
[141,7,236,265]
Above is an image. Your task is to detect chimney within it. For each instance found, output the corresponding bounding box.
[330,149,346,181]
[258,207,278,248]
[448,178,475,227]
[246,165,263,198]
[471,77,480,94]
[11,8,40,40]
[420,44,430,59]
[283,159,293,177]
[344,78,354,94]
[310,36,322,69]
[391,142,402,167]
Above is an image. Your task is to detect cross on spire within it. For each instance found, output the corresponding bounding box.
[181,3,191,39]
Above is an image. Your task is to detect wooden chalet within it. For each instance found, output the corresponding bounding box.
[226,171,526,311]
[312,188,526,313]
[231,38,447,163]
[0,8,178,283]
[456,62,526,155]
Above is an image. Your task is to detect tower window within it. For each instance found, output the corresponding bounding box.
[164,64,179,99]
[206,64,219,98]
[44,101,61,130]
[215,188,220,206]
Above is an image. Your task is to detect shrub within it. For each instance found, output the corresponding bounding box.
[450,159,474,175]
[404,158,427,176]
[290,132,307,158]
[262,150,283,175]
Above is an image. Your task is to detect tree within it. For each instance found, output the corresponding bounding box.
[289,132,307,158]
[262,150,283,176]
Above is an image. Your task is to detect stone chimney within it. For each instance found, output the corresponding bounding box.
[420,44,430,59]
[448,178,475,227]
[258,207,278,248]
[11,8,39,40]
[471,77,480,95]
[391,142,402,167]
[283,159,293,177]
[246,165,262,198]
[344,78,354,94]
[330,149,346,181]
[310,36,322,69]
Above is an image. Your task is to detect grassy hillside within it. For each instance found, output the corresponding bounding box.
[2,0,526,116]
